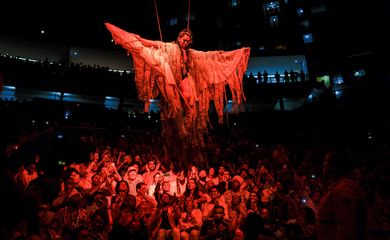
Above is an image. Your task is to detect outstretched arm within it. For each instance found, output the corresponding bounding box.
[105,22,162,49]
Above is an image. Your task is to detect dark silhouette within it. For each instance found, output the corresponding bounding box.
[275,71,280,84]
[299,70,305,82]
[263,70,268,84]
[284,70,289,83]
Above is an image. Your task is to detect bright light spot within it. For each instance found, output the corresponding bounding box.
[64,110,72,119]
[41,30,45,34]
[297,8,304,16]
[303,33,313,43]
[58,161,66,166]
[4,86,15,90]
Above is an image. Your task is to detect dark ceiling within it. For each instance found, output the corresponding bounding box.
[0,0,383,57]
[0,0,223,50]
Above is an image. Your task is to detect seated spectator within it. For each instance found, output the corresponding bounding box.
[206,167,219,186]
[30,203,57,240]
[246,191,261,215]
[150,192,181,240]
[171,169,187,197]
[135,182,157,221]
[83,209,110,240]
[202,186,228,221]
[15,162,38,190]
[154,179,178,207]
[228,195,247,239]
[53,193,88,240]
[123,165,143,196]
[142,158,163,187]
[117,154,133,177]
[223,175,249,212]
[200,205,232,240]
[148,172,162,197]
[181,178,208,209]
[196,169,208,193]
[179,196,203,240]
[52,178,82,210]
[259,207,283,239]
[111,180,136,222]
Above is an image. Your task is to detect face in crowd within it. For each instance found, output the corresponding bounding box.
[212,206,225,221]
[148,160,156,171]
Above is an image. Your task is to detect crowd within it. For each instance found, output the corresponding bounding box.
[0,54,135,97]
[0,93,389,240]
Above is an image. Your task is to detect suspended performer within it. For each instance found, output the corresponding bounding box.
[105,23,250,170]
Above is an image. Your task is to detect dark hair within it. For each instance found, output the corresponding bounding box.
[212,205,225,213]
[61,167,79,181]
[115,180,129,193]
[136,182,146,190]
[91,209,109,226]
[208,185,220,194]
[68,193,82,208]
[92,173,100,180]
[218,181,227,194]
[246,192,260,211]
[176,29,193,47]
[303,207,316,224]
[183,178,201,200]
[240,169,248,175]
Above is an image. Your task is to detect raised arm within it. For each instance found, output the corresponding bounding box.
[105,22,162,50]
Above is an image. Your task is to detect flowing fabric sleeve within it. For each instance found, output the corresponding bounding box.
[105,23,177,108]
[189,47,250,123]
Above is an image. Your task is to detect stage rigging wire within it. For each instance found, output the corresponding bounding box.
[153,0,192,41]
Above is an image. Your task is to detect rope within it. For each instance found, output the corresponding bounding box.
[187,0,191,30]
[154,0,163,41]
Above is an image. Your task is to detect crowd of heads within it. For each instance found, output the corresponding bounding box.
[0,95,389,240]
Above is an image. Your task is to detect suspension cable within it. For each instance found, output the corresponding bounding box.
[154,0,163,41]
[187,0,191,30]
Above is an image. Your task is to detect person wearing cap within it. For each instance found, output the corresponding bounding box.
[222,175,250,219]
[124,165,143,196]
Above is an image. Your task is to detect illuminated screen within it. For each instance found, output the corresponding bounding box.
[316,75,330,88]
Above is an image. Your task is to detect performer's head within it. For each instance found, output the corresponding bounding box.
[176,29,193,49]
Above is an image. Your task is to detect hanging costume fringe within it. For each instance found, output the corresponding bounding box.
[105,22,250,166]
